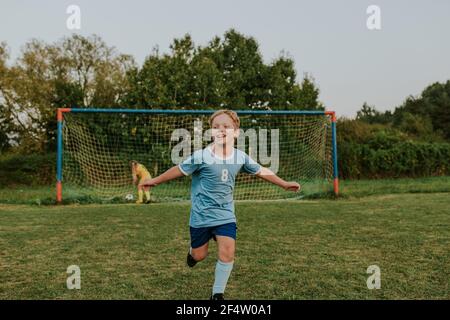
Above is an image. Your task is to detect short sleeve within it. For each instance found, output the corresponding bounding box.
[241,152,261,175]
[178,151,202,176]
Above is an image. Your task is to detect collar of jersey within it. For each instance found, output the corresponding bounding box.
[207,145,235,161]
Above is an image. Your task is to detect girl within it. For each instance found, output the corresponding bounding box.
[139,110,300,299]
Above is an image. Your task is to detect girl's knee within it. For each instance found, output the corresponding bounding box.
[218,248,235,263]
[191,248,208,261]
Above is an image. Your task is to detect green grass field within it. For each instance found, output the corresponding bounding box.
[0,177,449,299]
[2,176,450,205]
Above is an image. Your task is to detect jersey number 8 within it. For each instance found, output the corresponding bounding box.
[221,169,228,182]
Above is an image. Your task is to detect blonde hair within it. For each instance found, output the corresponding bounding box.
[209,109,240,129]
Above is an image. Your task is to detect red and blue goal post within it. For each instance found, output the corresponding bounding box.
[56,108,339,203]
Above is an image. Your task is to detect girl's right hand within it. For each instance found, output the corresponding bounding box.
[284,181,301,192]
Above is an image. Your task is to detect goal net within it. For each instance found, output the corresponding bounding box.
[58,109,335,203]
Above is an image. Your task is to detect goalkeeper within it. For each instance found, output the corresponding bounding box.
[130,160,152,204]
[139,110,300,300]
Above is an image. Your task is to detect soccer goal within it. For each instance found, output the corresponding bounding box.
[56,108,338,203]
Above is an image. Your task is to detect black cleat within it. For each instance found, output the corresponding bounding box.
[210,293,224,300]
[187,252,197,268]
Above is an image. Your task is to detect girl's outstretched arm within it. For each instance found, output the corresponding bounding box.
[139,166,184,188]
[256,167,301,192]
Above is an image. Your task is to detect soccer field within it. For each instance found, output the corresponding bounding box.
[1,190,449,299]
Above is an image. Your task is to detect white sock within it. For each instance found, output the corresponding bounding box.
[212,260,234,295]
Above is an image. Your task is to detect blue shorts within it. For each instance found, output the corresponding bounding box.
[190,222,237,248]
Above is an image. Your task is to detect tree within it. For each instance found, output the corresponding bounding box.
[126,29,322,110]
[393,112,437,139]
[0,35,135,153]
[0,102,12,153]
[1,31,324,154]
[0,42,21,153]
[404,81,450,139]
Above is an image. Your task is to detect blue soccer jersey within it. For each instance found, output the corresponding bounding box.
[178,145,261,228]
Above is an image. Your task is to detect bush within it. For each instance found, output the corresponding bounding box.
[339,141,450,179]
[0,152,56,187]
[337,119,450,179]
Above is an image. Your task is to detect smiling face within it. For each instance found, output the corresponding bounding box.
[211,113,239,146]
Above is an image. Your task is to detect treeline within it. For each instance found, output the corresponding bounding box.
[0,31,449,183]
[339,81,450,179]
[0,30,321,154]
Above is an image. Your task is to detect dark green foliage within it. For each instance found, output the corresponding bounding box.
[356,81,450,141]
[338,120,450,179]
[124,29,322,110]
[345,81,450,179]
[356,102,392,124]
[397,81,450,140]
[0,106,12,153]
[0,153,55,187]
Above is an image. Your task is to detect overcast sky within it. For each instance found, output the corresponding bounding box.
[1,0,449,117]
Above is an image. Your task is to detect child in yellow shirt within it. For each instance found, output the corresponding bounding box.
[130,160,152,204]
